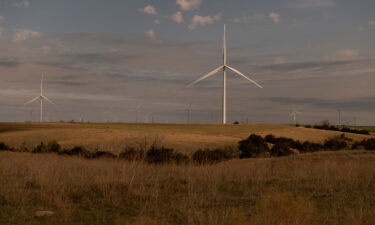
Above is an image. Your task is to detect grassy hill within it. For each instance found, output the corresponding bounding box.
[0,122,373,153]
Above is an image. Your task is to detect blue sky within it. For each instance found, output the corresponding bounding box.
[0,0,375,124]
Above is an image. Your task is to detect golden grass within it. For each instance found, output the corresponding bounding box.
[0,122,372,153]
[0,150,374,225]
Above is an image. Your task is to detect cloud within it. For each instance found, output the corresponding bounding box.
[0,59,21,68]
[232,16,251,24]
[12,29,41,42]
[145,30,156,39]
[138,5,157,15]
[108,48,119,53]
[325,49,362,61]
[176,0,202,11]
[0,16,4,21]
[274,56,287,64]
[287,0,336,9]
[170,11,184,23]
[269,12,280,23]
[369,21,375,26]
[0,27,4,39]
[154,19,161,25]
[14,1,29,8]
[188,14,221,30]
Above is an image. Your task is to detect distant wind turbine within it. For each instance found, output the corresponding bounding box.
[185,102,192,124]
[290,104,302,125]
[186,24,263,124]
[24,75,56,122]
[135,101,143,123]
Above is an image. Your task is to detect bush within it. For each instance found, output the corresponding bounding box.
[32,141,61,153]
[324,135,348,150]
[145,146,189,164]
[0,142,10,151]
[270,143,294,157]
[352,138,375,150]
[58,146,92,158]
[299,141,324,153]
[89,151,117,159]
[119,147,144,161]
[304,125,312,128]
[239,134,270,158]
[192,147,239,165]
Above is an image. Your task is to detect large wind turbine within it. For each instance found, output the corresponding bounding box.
[187,24,263,124]
[24,75,55,122]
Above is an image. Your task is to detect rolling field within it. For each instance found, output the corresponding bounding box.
[0,122,373,153]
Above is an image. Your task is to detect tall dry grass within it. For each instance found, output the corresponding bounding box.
[0,150,374,225]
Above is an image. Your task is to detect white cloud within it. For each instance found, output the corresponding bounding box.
[274,56,287,64]
[287,0,336,9]
[15,1,29,8]
[176,0,202,11]
[0,27,4,39]
[325,49,362,61]
[12,29,41,42]
[0,16,4,21]
[368,21,375,26]
[269,12,280,23]
[188,14,221,30]
[138,5,157,15]
[232,16,251,24]
[145,30,156,39]
[154,19,161,25]
[170,11,184,23]
[108,48,119,53]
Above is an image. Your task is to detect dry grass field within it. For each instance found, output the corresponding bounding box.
[0,122,372,154]
[0,150,374,225]
[1,122,374,224]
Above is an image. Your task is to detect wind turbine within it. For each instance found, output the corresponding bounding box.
[135,101,143,123]
[185,102,192,124]
[290,105,302,126]
[187,24,263,124]
[24,75,55,122]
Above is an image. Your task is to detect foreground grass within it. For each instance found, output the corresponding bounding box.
[1,150,374,225]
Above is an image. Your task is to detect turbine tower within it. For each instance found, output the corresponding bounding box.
[290,105,302,126]
[185,102,192,124]
[187,24,263,124]
[24,75,55,122]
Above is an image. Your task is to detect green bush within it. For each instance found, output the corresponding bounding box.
[192,147,239,165]
[58,146,92,158]
[270,143,294,157]
[324,135,348,150]
[352,138,375,150]
[239,134,270,158]
[0,142,10,151]
[145,146,189,164]
[32,141,61,153]
[119,147,144,161]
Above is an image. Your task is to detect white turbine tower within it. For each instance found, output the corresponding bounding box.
[185,102,192,124]
[187,24,263,124]
[24,75,55,122]
[290,105,302,126]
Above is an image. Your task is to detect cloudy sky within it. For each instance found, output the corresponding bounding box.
[0,0,374,125]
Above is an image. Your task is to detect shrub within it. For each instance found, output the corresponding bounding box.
[145,146,189,164]
[32,141,61,153]
[58,146,92,158]
[304,125,312,128]
[324,135,348,150]
[192,147,239,165]
[239,134,270,158]
[89,151,117,159]
[119,147,144,161]
[299,141,324,153]
[0,142,10,151]
[270,143,294,157]
[352,138,375,150]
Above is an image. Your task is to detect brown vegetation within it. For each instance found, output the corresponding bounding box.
[0,150,374,225]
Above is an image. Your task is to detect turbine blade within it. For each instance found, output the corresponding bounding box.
[24,96,40,105]
[226,66,263,88]
[41,95,56,105]
[186,66,223,87]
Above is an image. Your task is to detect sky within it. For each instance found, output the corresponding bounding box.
[0,0,374,125]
